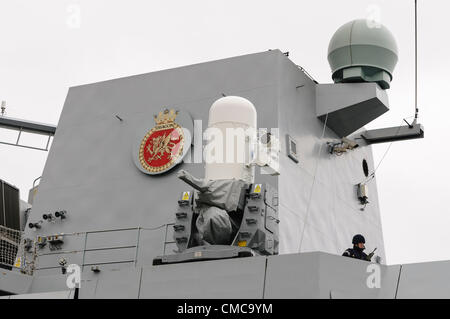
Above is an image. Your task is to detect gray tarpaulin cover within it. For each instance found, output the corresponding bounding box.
[177,170,248,245]
[195,206,232,245]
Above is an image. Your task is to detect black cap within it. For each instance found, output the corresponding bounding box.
[352,234,365,245]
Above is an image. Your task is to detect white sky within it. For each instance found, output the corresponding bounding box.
[0,0,449,265]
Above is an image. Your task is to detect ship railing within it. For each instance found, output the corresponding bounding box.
[26,224,176,274]
[162,223,175,256]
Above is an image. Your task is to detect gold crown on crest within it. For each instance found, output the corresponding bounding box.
[154,109,179,125]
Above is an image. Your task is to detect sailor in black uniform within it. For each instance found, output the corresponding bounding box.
[342,234,374,261]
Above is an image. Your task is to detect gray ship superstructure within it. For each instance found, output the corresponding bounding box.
[1,19,445,299]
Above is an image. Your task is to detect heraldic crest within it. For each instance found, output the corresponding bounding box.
[139,109,184,173]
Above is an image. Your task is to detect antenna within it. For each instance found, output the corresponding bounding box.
[413,0,419,124]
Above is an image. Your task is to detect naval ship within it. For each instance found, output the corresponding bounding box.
[1,18,446,300]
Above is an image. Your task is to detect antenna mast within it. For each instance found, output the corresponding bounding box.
[413,0,419,124]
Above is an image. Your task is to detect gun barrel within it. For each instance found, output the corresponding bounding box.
[177,170,210,192]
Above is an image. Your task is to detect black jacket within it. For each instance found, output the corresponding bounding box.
[342,247,370,261]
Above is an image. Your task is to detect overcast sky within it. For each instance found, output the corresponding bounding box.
[1,0,448,265]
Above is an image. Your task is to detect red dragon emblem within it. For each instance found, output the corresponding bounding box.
[139,109,184,173]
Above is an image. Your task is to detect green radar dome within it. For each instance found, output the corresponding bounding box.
[328,19,398,89]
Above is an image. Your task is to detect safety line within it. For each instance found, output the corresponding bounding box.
[298,113,329,252]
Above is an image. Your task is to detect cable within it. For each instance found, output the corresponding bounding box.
[363,116,414,184]
[298,113,328,252]
[296,65,319,84]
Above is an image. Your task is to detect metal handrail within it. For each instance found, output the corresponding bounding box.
[162,223,175,256]
[32,176,41,188]
[31,224,171,273]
